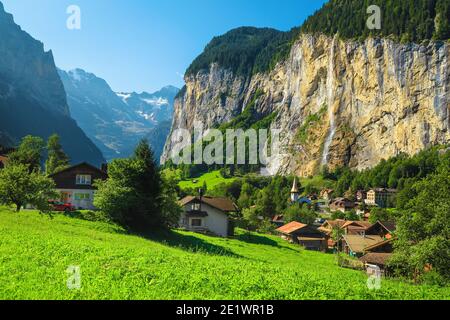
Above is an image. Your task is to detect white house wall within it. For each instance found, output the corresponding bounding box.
[181,203,230,237]
[57,189,97,210]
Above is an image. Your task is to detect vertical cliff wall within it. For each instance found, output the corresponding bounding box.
[162,34,449,176]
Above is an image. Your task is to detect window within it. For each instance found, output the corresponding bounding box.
[75,193,91,201]
[191,203,201,211]
[76,174,92,185]
[191,219,202,227]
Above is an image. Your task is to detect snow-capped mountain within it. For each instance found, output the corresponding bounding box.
[116,85,178,125]
[0,4,104,166]
[58,68,178,161]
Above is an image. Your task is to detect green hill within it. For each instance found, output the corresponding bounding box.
[185,1,449,78]
[178,170,237,191]
[0,207,448,300]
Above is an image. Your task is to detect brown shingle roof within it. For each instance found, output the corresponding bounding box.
[276,221,308,235]
[323,219,347,229]
[366,220,397,234]
[364,238,395,252]
[342,235,385,253]
[379,221,397,233]
[342,220,372,229]
[359,253,392,266]
[179,196,237,213]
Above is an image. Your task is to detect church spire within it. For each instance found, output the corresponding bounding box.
[291,177,299,202]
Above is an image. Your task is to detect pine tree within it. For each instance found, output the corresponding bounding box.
[133,139,163,227]
[45,134,69,175]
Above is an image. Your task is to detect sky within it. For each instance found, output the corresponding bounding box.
[1,0,327,93]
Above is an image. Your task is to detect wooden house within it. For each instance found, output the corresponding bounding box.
[276,221,328,252]
[339,234,384,257]
[365,221,396,239]
[341,220,373,235]
[359,253,393,274]
[329,198,356,213]
[318,219,346,235]
[49,162,108,210]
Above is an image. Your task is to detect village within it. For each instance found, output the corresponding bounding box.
[0,149,400,278]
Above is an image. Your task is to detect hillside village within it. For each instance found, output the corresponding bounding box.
[1,142,446,284]
[0,0,449,302]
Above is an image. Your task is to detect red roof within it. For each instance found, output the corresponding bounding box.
[276,221,308,235]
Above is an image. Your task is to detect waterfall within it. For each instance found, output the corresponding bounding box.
[321,37,337,166]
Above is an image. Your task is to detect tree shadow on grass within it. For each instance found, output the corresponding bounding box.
[235,231,305,254]
[142,229,242,258]
[234,232,280,247]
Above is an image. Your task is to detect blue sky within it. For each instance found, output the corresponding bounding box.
[2,0,327,93]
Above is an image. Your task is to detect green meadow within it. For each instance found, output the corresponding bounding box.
[178,170,237,190]
[0,207,448,300]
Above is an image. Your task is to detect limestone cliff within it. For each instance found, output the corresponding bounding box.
[162,33,449,176]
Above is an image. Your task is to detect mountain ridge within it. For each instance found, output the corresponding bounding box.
[0,2,105,166]
[59,67,178,161]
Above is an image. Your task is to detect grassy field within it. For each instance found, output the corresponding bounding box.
[0,207,449,300]
[178,170,237,190]
[299,175,335,193]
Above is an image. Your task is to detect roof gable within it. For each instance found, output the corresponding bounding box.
[179,196,237,213]
[366,220,396,234]
[49,162,107,178]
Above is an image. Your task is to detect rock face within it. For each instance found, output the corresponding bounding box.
[0,3,105,166]
[59,68,178,161]
[162,34,449,176]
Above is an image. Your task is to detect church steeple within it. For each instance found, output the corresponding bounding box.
[291,177,299,202]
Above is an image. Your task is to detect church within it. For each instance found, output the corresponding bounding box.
[290,178,312,205]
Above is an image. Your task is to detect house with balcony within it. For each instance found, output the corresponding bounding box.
[178,196,237,237]
[49,162,108,210]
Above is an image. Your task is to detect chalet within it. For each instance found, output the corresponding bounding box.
[364,238,395,254]
[318,219,347,249]
[320,189,334,201]
[49,162,108,210]
[276,221,328,252]
[339,234,384,257]
[329,198,356,213]
[359,237,395,273]
[179,196,237,237]
[318,219,347,235]
[0,154,7,169]
[365,221,396,239]
[365,188,397,208]
[341,220,373,235]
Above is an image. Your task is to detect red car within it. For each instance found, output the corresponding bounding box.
[49,201,76,212]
